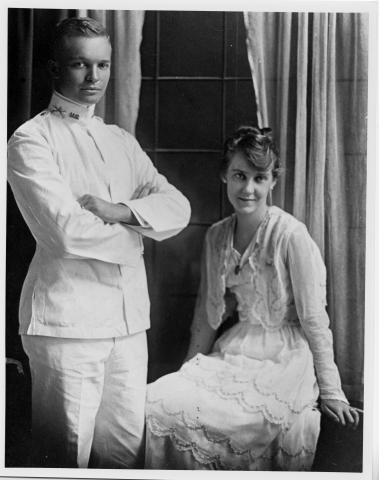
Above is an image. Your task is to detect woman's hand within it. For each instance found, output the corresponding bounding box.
[78,194,131,224]
[320,399,360,429]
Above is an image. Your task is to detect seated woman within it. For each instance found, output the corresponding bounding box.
[145,126,359,471]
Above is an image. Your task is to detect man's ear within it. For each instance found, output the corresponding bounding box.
[48,60,60,79]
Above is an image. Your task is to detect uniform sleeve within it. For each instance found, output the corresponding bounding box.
[7,125,142,266]
[287,223,348,403]
[120,132,191,241]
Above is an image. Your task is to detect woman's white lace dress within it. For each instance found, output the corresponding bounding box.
[145,207,348,470]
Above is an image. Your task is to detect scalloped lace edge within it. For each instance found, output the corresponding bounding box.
[147,414,316,470]
[179,364,315,421]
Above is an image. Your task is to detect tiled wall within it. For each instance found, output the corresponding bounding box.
[135,11,258,380]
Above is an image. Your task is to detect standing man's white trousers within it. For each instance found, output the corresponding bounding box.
[22,332,147,468]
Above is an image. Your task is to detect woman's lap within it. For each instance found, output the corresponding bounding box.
[145,353,320,470]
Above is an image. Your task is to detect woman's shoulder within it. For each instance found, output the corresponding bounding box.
[206,215,234,242]
[268,206,307,236]
[208,215,234,232]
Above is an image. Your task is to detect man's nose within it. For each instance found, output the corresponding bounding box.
[86,66,99,82]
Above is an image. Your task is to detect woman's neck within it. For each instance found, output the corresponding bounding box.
[234,205,268,254]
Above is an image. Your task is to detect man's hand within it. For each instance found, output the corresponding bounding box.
[78,184,158,224]
[78,194,131,224]
[131,182,159,200]
[320,399,360,429]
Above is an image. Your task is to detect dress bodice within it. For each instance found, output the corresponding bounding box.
[224,216,299,328]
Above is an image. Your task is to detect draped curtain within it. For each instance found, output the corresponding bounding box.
[78,9,145,133]
[244,12,368,402]
[8,8,144,136]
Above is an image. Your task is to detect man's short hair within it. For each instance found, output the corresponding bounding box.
[52,17,110,59]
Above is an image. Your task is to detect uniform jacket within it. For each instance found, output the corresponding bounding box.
[8,92,191,338]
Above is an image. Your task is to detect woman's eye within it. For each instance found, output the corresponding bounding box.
[233,172,245,180]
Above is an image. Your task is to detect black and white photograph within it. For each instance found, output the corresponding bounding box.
[2,1,377,479]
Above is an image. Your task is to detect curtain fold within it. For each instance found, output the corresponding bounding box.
[244,12,368,402]
[293,13,308,222]
[79,9,145,134]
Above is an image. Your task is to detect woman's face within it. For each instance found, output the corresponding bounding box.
[224,151,276,217]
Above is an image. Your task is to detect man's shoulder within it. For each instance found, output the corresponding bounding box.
[94,117,137,144]
[10,109,52,138]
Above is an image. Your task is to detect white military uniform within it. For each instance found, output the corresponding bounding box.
[7,91,191,468]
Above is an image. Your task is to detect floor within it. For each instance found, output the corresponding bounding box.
[5,362,363,471]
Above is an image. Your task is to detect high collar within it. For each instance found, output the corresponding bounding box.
[48,91,96,122]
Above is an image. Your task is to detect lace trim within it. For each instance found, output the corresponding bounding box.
[147,399,252,456]
[146,412,316,471]
[180,371,300,425]
[220,211,295,332]
[147,416,242,469]
[247,242,290,330]
[181,358,313,420]
[147,408,249,459]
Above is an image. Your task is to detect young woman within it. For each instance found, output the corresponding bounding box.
[145,126,359,471]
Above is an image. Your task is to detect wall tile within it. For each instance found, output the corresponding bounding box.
[156,152,222,224]
[159,11,223,77]
[140,11,157,77]
[135,80,155,149]
[152,225,207,296]
[226,11,251,78]
[225,79,258,136]
[158,80,222,149]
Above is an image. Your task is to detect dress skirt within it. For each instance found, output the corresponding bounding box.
[145,321,321,471]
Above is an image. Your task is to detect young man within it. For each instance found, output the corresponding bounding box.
[7,17,191,469]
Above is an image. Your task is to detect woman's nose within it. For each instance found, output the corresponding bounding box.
[243,178,255,193]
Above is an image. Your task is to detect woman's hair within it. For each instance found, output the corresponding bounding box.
[221,126,282,179]
[52,17,110,59]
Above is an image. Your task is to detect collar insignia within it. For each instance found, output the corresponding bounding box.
[50,105,66,117]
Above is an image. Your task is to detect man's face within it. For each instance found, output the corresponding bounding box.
[52,35,112,105]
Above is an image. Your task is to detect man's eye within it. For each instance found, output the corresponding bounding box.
[99,63,110,70]
[71,62,85,68]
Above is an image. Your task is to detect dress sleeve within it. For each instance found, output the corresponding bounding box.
[7,125,142,266]
[120,132,191,241]
[187,230,219,357]
[287,223,348,403]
